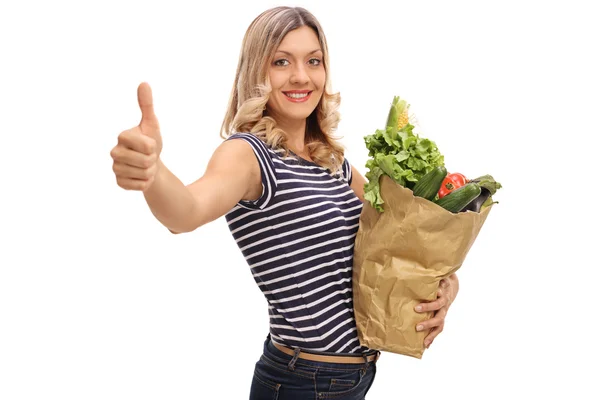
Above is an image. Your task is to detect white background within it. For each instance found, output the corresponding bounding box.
[1,0,598,398]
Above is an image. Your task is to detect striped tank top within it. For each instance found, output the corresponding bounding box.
[224,132,372,354]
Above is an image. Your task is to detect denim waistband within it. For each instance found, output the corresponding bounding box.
[263,334,380,370]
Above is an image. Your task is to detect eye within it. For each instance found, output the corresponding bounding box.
[308,58,322,66]
[273,59,289,67]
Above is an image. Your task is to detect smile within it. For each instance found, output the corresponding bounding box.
[283,91,312,102]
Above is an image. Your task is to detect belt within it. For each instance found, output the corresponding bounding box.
[272,341,380,364]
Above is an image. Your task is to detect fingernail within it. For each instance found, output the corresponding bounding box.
[416,324,424,331]
[425,341,431,348]
[415,305,422,312]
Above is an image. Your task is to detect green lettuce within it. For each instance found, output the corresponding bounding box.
[363,100,445,212]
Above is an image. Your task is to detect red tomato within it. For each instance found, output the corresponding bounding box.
[438,173,468,198]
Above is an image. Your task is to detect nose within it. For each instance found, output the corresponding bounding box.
[290,63,309,84]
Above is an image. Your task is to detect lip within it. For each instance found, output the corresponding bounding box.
[282,90,312,103]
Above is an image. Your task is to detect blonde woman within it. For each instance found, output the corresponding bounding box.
[110,6,459,399]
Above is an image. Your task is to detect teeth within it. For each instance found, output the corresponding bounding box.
[285,92,309,98]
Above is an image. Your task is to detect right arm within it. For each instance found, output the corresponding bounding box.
[111,82,260,234]
[143,138,262,234]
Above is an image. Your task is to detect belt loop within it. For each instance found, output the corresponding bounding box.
[361,353,369,374]
[287,348,301,371]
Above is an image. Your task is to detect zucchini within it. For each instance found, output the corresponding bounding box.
[461,187,491,213]
[412,166,447,201]
[435,183,481,213]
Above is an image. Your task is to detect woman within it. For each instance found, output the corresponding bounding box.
[110,6,459,399]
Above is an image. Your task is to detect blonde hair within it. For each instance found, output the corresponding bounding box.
[220,6,345,174]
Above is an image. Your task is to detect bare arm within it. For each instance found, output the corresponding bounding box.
[349,164,367,204]
[143,139,261,233]
[112,83,261,234]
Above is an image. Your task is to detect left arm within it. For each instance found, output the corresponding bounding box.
[349,164,367,203]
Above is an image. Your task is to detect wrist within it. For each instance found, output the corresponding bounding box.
[143,158,164,194]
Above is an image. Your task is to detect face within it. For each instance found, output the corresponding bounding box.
[266,26,326,127]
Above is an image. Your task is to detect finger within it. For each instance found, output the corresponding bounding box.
[416,310,446,332]
[113,162,156,180]
[117,129,157,155]
[137,82,160,130]
[116,176,155,191]
[415,296,448,313]
[440,279,449,290]
[111,145,157,168]
[424,325,444,348]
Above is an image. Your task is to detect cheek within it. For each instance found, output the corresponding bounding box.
[266,95,279,114]
[268,70,286,90]
[266,72,281,108]
[313,70,326,91]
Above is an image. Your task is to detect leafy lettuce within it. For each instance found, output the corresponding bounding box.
[363,101,445,212]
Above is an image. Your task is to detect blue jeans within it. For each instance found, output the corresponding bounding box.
[249,335,379,399]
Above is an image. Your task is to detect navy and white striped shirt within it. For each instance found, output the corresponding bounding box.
[224,132,371,354]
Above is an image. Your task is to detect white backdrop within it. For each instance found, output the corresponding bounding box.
[1,0,598,398]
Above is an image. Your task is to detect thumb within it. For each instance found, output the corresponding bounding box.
[137,82,159,130]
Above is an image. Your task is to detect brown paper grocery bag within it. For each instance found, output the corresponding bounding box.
[352,174,492,359]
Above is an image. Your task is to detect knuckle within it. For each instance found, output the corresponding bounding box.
[117,130,130,143]
[142,155,155,168]
[143,168,153,180]
[134,178,144,188]
[111,145,125,160]
[148,142,157,155]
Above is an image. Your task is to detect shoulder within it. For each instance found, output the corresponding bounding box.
[225,132,272,152]
[209,134,256,167]
[341,157,352,183]
[346,160,367,203]
[220,133,279,208]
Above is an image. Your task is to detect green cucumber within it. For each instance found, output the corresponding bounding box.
[435,183,481,213]
[412,166,447,201]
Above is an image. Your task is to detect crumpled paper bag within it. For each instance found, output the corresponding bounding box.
[352,174,492,359]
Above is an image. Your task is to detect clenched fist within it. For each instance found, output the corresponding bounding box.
[110,82,163,191]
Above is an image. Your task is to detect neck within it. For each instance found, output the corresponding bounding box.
[278,120,307,154]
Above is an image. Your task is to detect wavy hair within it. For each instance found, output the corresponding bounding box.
[220,6,345,174]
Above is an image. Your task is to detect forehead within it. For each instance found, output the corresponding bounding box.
[276,26,322,54]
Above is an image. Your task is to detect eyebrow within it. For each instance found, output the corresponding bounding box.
[275,49,323,56]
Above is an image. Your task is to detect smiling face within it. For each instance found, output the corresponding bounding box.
[266,26,326,129]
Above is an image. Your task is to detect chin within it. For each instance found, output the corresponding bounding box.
[285,111,314,122]
[282,103,320,119]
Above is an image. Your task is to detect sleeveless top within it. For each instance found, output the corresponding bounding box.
[224,132,372,354]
